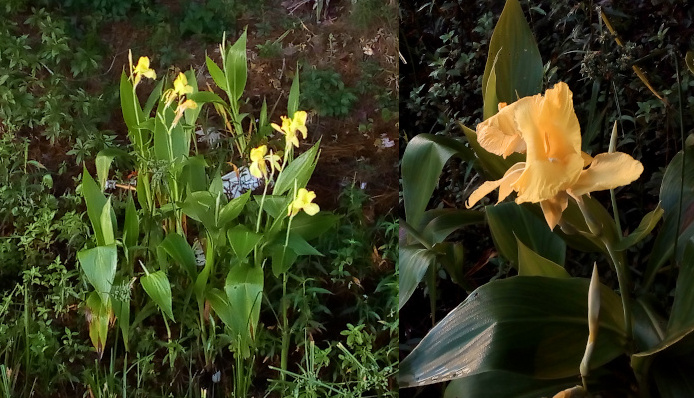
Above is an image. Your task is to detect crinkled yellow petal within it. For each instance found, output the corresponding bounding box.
[475,98,531,157]
[250,146,267,162]
[568,152,644,197]
[539,192,569,230]
[465,163,525,208]
[512,82,584,203]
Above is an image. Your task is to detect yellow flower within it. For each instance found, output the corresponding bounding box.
[173,73,194,96]
[271,111,308,149]
[172,99,197,127]
[129,50,156,87]
[165,73,194,107]
[288,188,320,217]
[249,145,282,179]
[466,82,643,230]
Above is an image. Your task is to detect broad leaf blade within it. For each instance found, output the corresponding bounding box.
[160,233,198,281]
[273,141,320,196]
[482,0,543,106]
[225,29,248,101]
[141,270,175,321]
[399,244,437,310]
[227,225,262,260]
[399,277,626,387]
[402,134,472,227]
[486,202,565,267]
[517,238,570,278]
[78,244,118,302]
[444,370,578,398]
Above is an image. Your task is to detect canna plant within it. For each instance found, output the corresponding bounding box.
[76,30,336,396]
[400,0,694,396]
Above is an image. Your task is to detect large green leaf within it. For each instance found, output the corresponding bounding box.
[78,244,117,303]
[399,244,437,310]
[95,148,128,190]
[517,238,570,278]
[482,0,543,106]
[160,233,197,281]
[444,370,578,398]
[419,208,485,245]
[218,189,251,227]
[81,166,111,247]
[289,212,339,240]
[225,29,248,102]
[287,66,300,118]
[140,270,175,321]
[225,263,263,339]
[227,225,262,260]
[180,191,219,232]
[273,141,320,196]
[401,134,472,227]
[399,276,626,388]
[206,54,227,92]
[644,147,694,290]
[123,194,139,250]
[486,202,565,266]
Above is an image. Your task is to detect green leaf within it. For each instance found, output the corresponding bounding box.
[123,194,139,250]
[615,204,663,251]
[517,238,570,278]
[399,277,626,388]
[95,148,127,190]
[207,287,234,328]
[100,197,116,246]
[187,91,227,106]
[667,239,694,337]
[486,202,565,266]
[482,0,543,106]
[206,54,227,92]
[82,166,109,246]
[288,65,300,117]
[120,71,142,131]
[153,105,188,162]
[286,234,322,256]
[271,246,298,277]
[419,209,485,245]
[289,213,339,240]
[433,242,467,288]
[482,51,500,120]
[183,155,209,194]
[444,370,578,398]
[225,29,248,101]
[644,148,694,290]
[78,244,117,303]
[141,270,175,321]
[143,78,164,117]
[402,134,473,227]
[274,141,320,195]
[225,262,264,356]
[399,244,437,310]
[160,233,198,281]
[180,191,218,232]
[219,190,251,227]
[227,225,262,260]
[255,195,289,219]
[113,295,130,351]
[183,68,201,125]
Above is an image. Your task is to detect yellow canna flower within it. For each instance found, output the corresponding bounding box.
[288,188,320,217]
[129,50,156,87]
[466,82,643,230]
[173,73,194,96]
[172,99,197,127]
[271,111,309,149]
[249,145,282,179]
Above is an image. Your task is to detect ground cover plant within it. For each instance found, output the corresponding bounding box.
[0,0,398,396]
[400,0,694,397]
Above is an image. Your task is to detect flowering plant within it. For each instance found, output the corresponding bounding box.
[400,0,694,396]
[76,31,335,396]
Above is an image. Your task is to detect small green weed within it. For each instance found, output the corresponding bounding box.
[301,68,358,118]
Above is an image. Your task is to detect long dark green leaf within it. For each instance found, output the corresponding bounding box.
[517,238,570,278]
[482,0,543,106]
[273,141,320,195]
[402,134,472,227]
[399,244,437,310]
[615,204,663,251]
[419,208,485,245]
[486,202,565,266]
[399,276,626,388]
[160,233,197,281]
